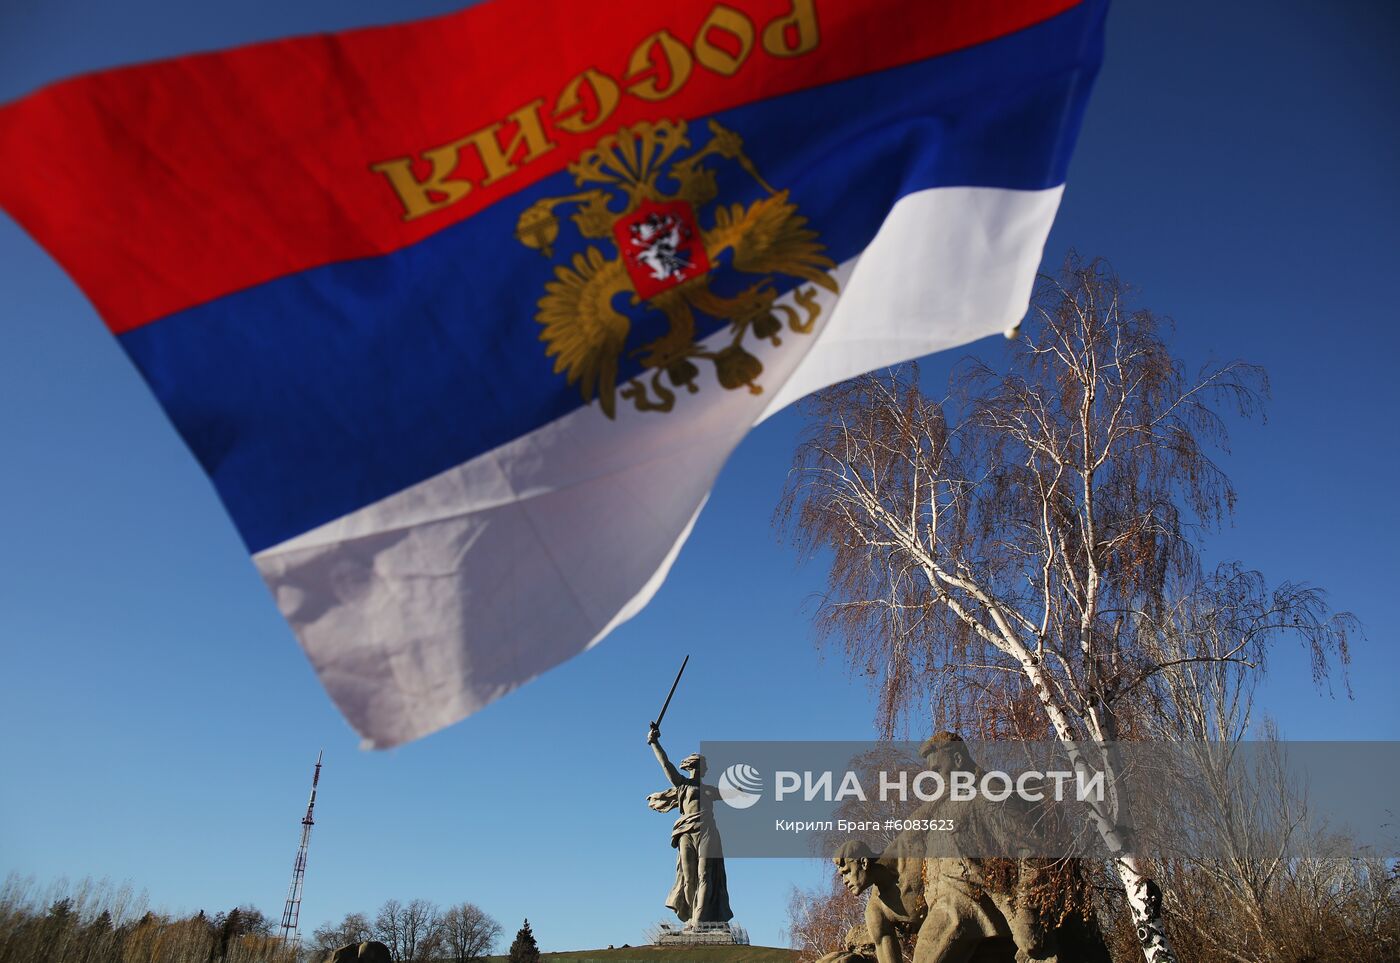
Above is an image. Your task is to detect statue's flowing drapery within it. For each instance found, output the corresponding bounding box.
[647,783,734,923]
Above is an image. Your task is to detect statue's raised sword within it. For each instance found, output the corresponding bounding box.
[652,654,689,729]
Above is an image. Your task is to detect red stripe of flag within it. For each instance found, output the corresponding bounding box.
[0,0,1077,334]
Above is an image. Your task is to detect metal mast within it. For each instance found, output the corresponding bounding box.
[278,750,322,946]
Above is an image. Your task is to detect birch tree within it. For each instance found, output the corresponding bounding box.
[780,255,1353,963]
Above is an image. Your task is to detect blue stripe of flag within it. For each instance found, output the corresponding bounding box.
[120,0,1104,553]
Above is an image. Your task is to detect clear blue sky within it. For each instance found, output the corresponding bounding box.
[1,0,1396,952]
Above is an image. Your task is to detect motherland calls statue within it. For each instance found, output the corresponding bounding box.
[645,721,734,929]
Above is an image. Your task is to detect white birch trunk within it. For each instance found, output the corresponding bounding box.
[1114,852,1176,963]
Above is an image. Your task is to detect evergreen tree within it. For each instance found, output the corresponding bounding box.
[216,906,243,960]
[507,919,540,963]
[81,909,116,959]
[35,898,76,963]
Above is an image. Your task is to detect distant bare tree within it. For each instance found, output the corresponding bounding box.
[781,255,1355,963]
[313,911,374,955]
[0,876,296,963]
[1136,589,1393,962]
[374,898,442,963]
[1142,735,1399,962]
[439,903,501,963]
[785,872,867,963]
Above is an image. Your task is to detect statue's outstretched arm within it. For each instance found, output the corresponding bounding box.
[648,723,684,786]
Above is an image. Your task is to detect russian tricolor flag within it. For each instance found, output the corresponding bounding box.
[0,0,1105,746]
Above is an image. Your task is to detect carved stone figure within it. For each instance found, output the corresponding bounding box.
[825,923,880,963]
[818,733,1111,963]
[646,722,734,928]
[326,941,391,963]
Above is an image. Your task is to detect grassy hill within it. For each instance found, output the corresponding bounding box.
[487,945,797,963]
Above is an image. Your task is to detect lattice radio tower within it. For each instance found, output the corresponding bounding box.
[278,750,323,945]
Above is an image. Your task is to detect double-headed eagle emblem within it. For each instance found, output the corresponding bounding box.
[515,119,839,418]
